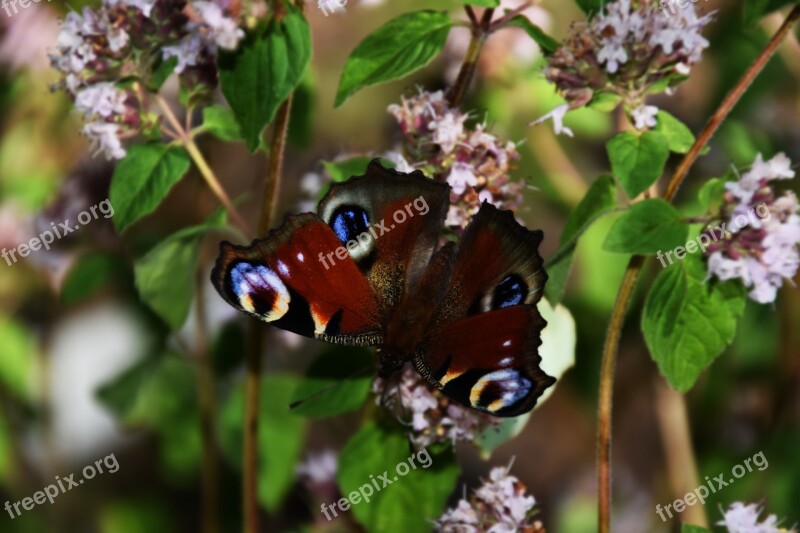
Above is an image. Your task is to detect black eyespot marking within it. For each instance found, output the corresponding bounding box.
[491,274,527,309]
[331,205,369,244]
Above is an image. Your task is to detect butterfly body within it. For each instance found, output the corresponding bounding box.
[212,160,555,417]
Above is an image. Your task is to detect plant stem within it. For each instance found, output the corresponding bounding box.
[156,96,253,236]
[489,0,533,30]
[448,7,494,107]
[243,94,294,533]
[595,7,800,532]
[655,380,707,528]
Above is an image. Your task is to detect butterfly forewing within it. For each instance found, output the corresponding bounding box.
[212,214,383,346]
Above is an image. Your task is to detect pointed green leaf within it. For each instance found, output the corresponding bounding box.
[603,199,689,255]
[545,175,617,303]
[133,213,226,329]
[336,11,453,106]
[505,15,560,55]
[290,346,374,418]
[219,5,311,151]
[607,131,670,199]
[110,143,191,233]
[338,422,459,531]
[642,256,746,392]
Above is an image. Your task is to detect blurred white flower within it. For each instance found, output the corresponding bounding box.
[296,449,338,485]
[74,83,128,119]
[448,162,479,195]
[82,122,127,160]
[632,104,658,130]
[436,464,543,532]
[531,103,574,138]
[717,502,795,533]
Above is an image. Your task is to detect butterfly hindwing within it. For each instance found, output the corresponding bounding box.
[212,214,383,346]
[412,202,552,416]
[415,306,553,417]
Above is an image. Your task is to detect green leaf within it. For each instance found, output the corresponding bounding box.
[464,0,499,6]
[607,131,670,199]
[319,157,395,200]
[588,91,623,112]
[682,525,711,533]
[743,0,797,27]
[97,353,202,480]
[545,175,617,303]
[133,213,225,329]
[655,111,695,154]
[109,143,191,233]
[61,252,130,305]
[337,423,459,532]
[290,346,374,418]
[603,199,689,255]
[335,11,453,107]
[288,73,314,149]
[575,0,605,16]
[322,157,381,183]
[698,177,728,213]
[147,56,178,91]
[505,15,560,55]
[642,256,746,392]
[219,5,311,151]
[0,318,37,402]
[99,500,175,533]
[201,105,242,142]
[219,376,307,511]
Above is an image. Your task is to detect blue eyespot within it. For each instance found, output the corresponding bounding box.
[331,206,369,244]
[491,274,527,309]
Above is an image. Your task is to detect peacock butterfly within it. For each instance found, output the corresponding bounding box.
[211,160,554,417]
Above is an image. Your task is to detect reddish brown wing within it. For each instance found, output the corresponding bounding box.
[211,160,450,346]
[212,214,383,345]
[414,202,552,416]
[415,306,553,416]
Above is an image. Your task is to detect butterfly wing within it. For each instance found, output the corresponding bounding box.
[317,159,450,314]
[212,214,383,346]
[415,306,553,416]
[212,160,450,346]
[415,202,553,416]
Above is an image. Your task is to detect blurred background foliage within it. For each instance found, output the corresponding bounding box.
[0,0,798,532]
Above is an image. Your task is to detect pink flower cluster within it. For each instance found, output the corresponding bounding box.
[372,364,500,449]
[706,153,800,304]
[387,89,525,231]
[49,0,246,159]
[537,0,713,136]
[435,465,544,532]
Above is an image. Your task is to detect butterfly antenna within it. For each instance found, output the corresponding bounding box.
[288,364,374,410]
